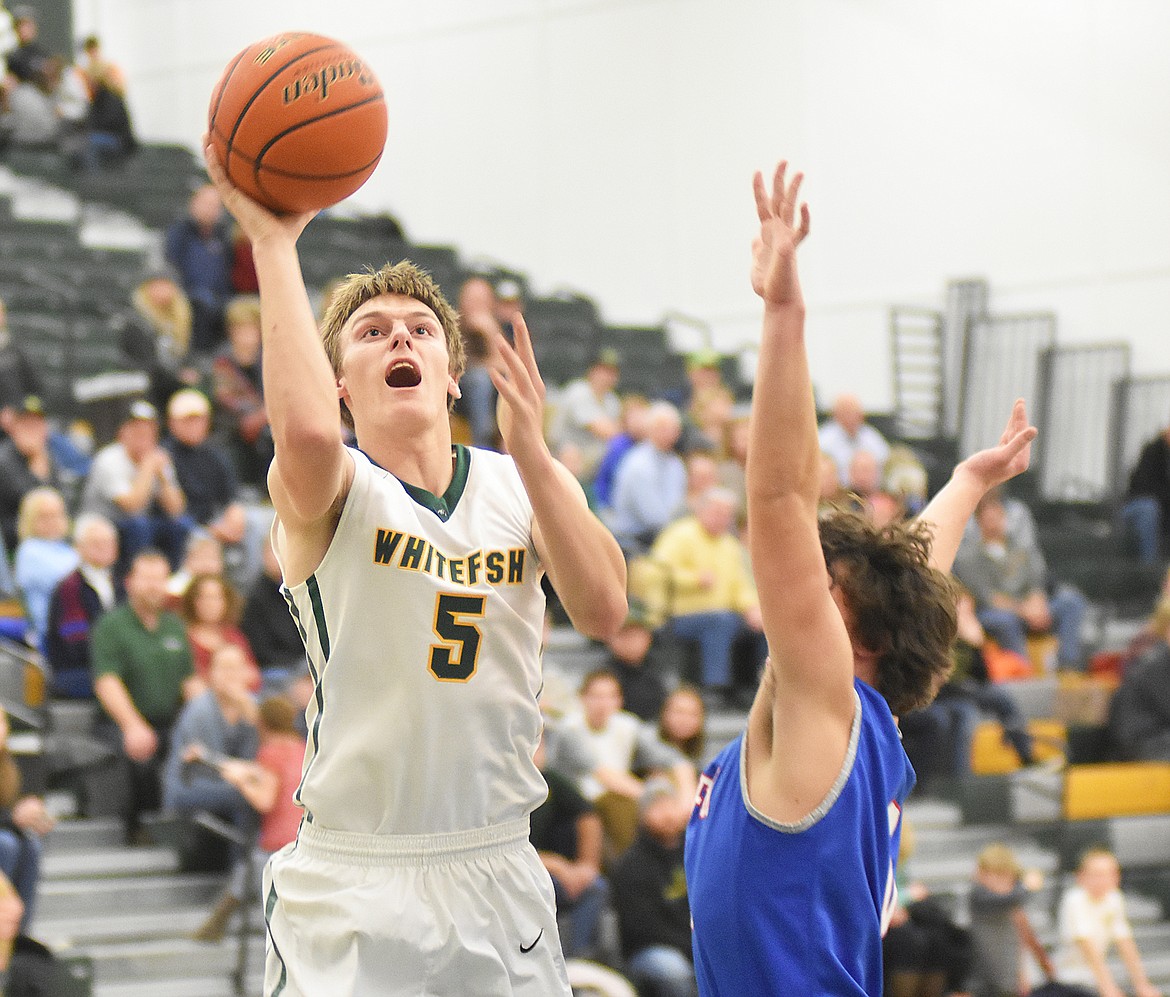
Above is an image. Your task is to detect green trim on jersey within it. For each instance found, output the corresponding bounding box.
[397,444,471,522]
[306,576,331,661]
[265,883,288,996]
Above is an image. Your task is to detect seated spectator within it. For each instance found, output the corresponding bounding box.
[454,276,505,450]
[164,184,233,356]
[179,572,261,693]
[123,264,200,412]
[960,487,1039,551]
[681,350,735,455]
[164,388,266,589]
[163,644,259,899]
[902,588,1036,791]
[1108,598,1170,761]
[608,401,687,557]
[532,730,609,961]
[550,669,694,861]
[0,709,56,935]
[1054,847,1161,997]
[954,488,1088,671]
[967,843,1056,997]
[657,685,707,767]
[848,449,905,526]
[603,603,670,723]
[647,487,766,700]
[13,486,78,648]
[82,400,194,573]
[240,535,306,681]
[818,392,891,486]
[75,34,135,169]
[1121,420,1170,566]
[594,395,651,512]
[883,444,929,518]
[166,532,224,605]
[0,394,83,554]
[4,8,48,85]
[0,299,42,414]
[818,450,849,510]
[92,549,198,844]
[549,349,623,480]
[211,295,272,492]
[44,513,120,699]
[191,692,306,942]
[1,61,60,148]
[715,411,750,520]
[609,776,697,997]
[684,451,720,513]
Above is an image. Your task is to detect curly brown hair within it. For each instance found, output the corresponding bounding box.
[819,510,958,716]
[179,573,243,627]
[319,261,465,428]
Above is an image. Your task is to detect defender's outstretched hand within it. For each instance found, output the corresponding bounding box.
[957,398,1037,491]
[751,161,811,306]
[487,314,547,461]
[202,135,317,246]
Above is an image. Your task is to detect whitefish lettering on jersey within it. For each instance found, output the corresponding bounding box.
[372,528,527,587]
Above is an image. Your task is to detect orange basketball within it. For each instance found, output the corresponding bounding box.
[208,32,387,214]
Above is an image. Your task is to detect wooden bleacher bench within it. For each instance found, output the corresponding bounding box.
[1063,762,1170,821]
[970,717,1066,775]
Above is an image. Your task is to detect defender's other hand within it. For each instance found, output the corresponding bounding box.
[751,160,811,307]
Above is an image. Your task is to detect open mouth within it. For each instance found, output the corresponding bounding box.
[385,359,422,388]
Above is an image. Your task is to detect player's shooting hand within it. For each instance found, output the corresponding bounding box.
[488,314,548,463]
[957,399,1037,492]
[202,134,317,246]
[751,161,811,307]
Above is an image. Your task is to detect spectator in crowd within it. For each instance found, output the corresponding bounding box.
[178,572,261,693]
[818,450,849,509]
[966,843,1056,997]
[648,487,766,700]
[603,603,670,724]
[210,295,272,491]
[902,587,1036,792]
[163,644,260,911]
[13,486,78,648]
[45,513,119,699]
[609,776,697,997]
[123,264,199,412]
[4,8,47,85]
[715,411,750,518]
[954,488,1088,671]
[683,450,720,514]
[454,276,503,450]
[1121,420,1170,566]
[92,549,198,844]
[165,532,223,605]
[75,40,136,169]
[550,349,623,479]
[240,534,305,680]
[657,685,707,767]
[1108,598,1170,761]
[817,392,891,486]
[550,669,694,861]
[163,388,264,589]
[594,395,651,512]
[164,184,233,355]
[1054,847,1161,997]
[0,709,56,935]
[190,692,306,942]
[960,487,1039,553]
[228,225,258,294]
[82,400,193,573]
[680,350,735,455]
[608,401,688,556]
[0,52,68,148]
[0,298,41,413]
[0,394,82,553]
[531,730,609,961]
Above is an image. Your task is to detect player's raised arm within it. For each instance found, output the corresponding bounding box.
[486,314,627,641]
[918,398,1037,573]
[203,139,348,528]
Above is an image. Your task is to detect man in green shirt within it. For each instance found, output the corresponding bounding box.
[92,548,197,843]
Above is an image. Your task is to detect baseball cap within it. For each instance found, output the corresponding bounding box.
[126,399,158,422]
[686,349,721,372]
[594,348,621,369]
[15,395,45,417]
[167,389,211,419]
[639,775,678,818]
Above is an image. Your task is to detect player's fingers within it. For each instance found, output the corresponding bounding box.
[784,172,804,226]
[797,203,811,243]
[1001,426,1038,461]
[510,313,543,388]
[771,161,788,217]
[752,171,770,223]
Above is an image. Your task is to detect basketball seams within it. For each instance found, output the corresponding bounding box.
[252,93,386,174]
[226,41,339,154]
[207,49,247,132]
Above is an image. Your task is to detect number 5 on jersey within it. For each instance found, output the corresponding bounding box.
[429,593,486,681]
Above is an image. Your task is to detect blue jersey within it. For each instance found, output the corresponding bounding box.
[684,678,914,996]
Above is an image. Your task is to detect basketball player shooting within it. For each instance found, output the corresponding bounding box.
[202,139,627,996]
[683,162,1037,995]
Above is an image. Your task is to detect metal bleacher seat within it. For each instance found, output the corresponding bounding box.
[524,294,601,388]
[598,323,678,397]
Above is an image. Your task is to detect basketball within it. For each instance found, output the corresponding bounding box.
[208,32,387,214]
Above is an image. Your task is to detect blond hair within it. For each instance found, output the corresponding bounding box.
[319,262,464,427]
[225,294,262,329]
[976,842,1021,879]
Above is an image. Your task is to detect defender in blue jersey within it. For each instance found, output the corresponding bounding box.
[684,162,1039,996]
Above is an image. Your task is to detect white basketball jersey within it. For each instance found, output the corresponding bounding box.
[280,445,548,835]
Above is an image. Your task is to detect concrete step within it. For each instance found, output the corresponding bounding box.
[80,935,265,985]
[36,871,224,921]
[43,844,179,880]
[95,975,265,997]
[43,817,123,852]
